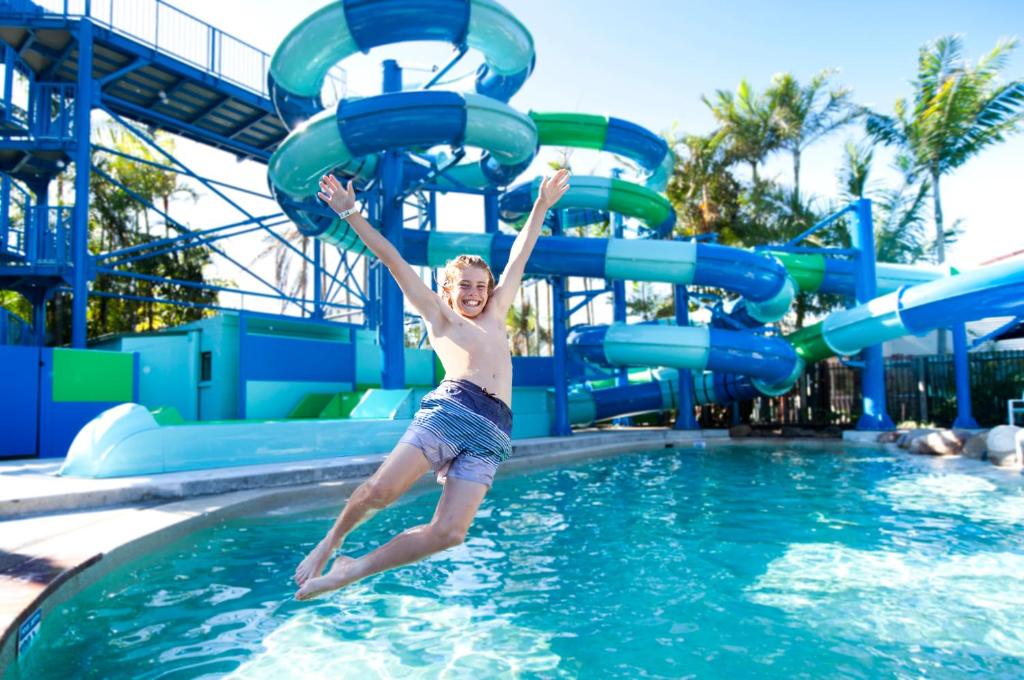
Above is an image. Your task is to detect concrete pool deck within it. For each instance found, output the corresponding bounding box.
[0,427,724,673]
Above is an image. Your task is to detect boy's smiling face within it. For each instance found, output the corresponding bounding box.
[446,265,491,318]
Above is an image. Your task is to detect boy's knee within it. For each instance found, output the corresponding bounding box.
[430,523,467,549]
[359,479,396,509]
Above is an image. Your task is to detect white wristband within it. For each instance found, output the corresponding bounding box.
[336,207,358,220]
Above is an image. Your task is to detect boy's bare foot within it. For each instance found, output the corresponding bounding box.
[295,556,360,600]
[294,538,335,586]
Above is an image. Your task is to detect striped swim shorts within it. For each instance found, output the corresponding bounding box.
[398,378,513,489]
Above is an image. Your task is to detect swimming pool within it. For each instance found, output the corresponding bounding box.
[6,443,1024,678]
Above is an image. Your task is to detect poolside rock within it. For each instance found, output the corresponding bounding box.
[877,430,902,444]
[729,424,752,438]
[986,425,1022,468]
[906,429,965,456]
[897,428,938,448]
[962,433,989,460]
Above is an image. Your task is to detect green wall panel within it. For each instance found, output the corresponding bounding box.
[52,348,134,403]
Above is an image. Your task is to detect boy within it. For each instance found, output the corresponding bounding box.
[294,169,570,600]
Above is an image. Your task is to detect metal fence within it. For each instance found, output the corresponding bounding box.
[26,0,346,102]
[727,350,1024,429]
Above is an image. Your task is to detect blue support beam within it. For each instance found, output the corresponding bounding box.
[673,283,698,430]
[71,19,93,347]
[313,238,323,319]
[379,60,405,389]
[484,190,499,234]
[610,169,631,426]
[98,213,286,263]
[95,266,359,312]
[852,198,895,431]
[550,209,571,436]
[90,163,309,313]
[952,322,979,429]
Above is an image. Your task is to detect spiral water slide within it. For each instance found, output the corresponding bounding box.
[264,0,1000,425]
[568,259,1024,423]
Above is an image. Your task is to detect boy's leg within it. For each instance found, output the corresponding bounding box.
[294,442,432,586]
[295,476,488,600]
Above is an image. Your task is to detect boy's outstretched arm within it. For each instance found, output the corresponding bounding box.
[318,174,447,327]
[489,169,570,314]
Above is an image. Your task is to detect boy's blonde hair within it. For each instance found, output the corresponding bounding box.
[441,255,495,308]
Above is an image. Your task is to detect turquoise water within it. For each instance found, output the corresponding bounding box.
[7,444,1024,679]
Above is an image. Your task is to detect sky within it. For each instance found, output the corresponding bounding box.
[127,0,1024,318]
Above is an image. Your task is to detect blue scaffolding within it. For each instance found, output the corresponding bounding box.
[0,0,354,347]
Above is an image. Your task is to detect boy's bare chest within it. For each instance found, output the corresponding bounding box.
[433,318,508,353]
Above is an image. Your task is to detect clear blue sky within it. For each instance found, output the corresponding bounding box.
[167,0,1024,274]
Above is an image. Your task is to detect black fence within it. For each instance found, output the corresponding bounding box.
[693,350,1024,429]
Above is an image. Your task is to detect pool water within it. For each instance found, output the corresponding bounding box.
[7,444,1024,679]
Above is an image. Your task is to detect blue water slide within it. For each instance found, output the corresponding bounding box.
[569,369,757,426]
[571,259,1024,403]
[268,0,534,126]
[568,323,804,397]
[267,0,538,207]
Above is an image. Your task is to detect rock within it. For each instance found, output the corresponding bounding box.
[989,450,1021,468]
[781,426,816,438]
[729,424,752,438]
[986,425,1022,468]
[907,429,964,456]
[877,430,902,443]
[962,433,989,460]
[898,428,939,449]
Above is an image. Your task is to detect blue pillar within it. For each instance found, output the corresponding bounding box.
[379,60,404,389]
[30,178,49,344]
[951,323,979,429]
[483,190,499,234]
[550,210,571,435]
[70,19,93,347]
[1,174,10,255]
[852,198,895,430]
[610,169,631,426]
[673,283,698,430]
[312,239,323,319]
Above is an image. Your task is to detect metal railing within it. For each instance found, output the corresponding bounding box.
[0,177,31,260]
[25,0,346,103]
[31,81,75,139]
[738,351,1024,429]
[40,204,72,262]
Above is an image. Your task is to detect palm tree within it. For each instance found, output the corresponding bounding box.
[767,69,858,205]
[703,80,781,185]
[865,35,1024,268]
[666,129,742,239]
[839,141,932,265]
[506,295,550,355]
[253,225,311,314]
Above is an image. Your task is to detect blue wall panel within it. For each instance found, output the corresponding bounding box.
[240,334,355,383]
[238,315,357,417]
[512,356,554,386]
[0,345,40,457]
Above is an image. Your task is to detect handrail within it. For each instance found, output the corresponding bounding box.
[19,0,346,102]
[783,202,857,247]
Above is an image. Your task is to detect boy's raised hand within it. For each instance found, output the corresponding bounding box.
[318,174,356,215]
[538,168,570,210]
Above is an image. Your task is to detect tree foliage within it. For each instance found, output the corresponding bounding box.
[49,126,218,342]
[865,35,1024,265]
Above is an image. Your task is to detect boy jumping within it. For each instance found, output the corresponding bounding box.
[294,169,570,600]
